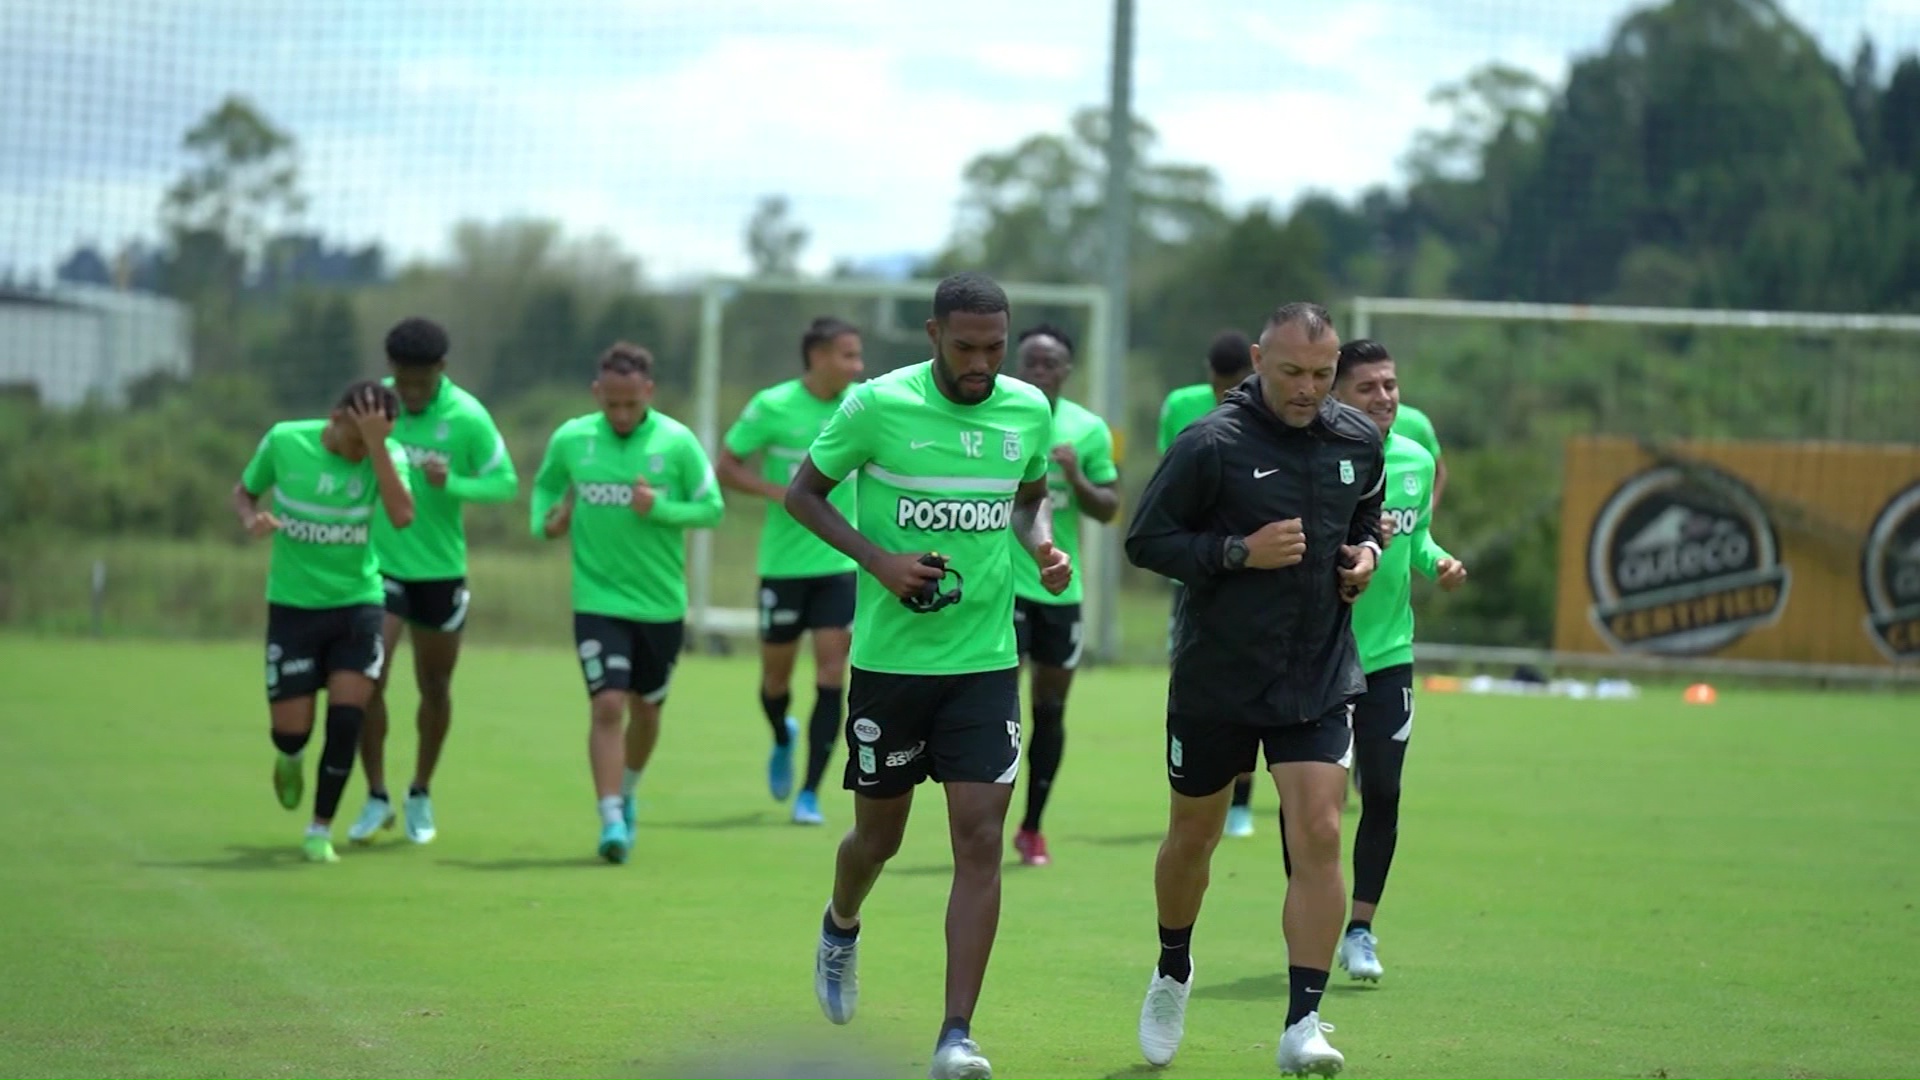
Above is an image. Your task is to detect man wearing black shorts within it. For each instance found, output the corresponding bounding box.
[1125,302,1385,1076]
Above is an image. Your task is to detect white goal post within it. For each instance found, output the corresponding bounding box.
[1346,295,1920,686]
[686,275,1120,661]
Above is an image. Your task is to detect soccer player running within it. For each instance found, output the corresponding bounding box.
[529,343,724,864]
[235,381,414,863]
[787,272,1067,1080]
[1317,338,1468,983]
[717,316,866,826]
[1156,330,1262,838]
[1005,323,1119,867]
[348,317,518,846]
[1125,302,1385,1077]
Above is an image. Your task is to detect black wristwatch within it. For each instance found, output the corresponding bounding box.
[1222,534,1250,571]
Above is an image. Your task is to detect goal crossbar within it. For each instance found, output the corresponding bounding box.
[1351,295,1920,338]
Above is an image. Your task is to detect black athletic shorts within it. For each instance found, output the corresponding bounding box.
[572,613,684,701]
[382,575,470,632]
[843,666,1021,798]
[758,573,856,645]
[265,602,387,703]
[1165,702,1356,798]
[1353,664,1415,744]
[1014,598,1083,670]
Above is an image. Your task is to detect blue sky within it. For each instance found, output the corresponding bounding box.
[2,0,1917,283]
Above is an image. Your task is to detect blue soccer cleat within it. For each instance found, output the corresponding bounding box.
[769,715,798,801]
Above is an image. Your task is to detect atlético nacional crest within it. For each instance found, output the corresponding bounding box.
[1403,474,1420,496]
[1003,429,1022,461]
[1339,460,1355,485]
[347,476,364,499]
[434,420,450,442]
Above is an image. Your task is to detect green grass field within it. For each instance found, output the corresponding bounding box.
[2,635,1916,1079]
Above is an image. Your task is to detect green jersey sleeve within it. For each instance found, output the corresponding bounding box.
[443,404,518,504]
[722,392,773,457]
[1081,421,1118,485]
[1394,404,1443,462]
[528,426,572,539]
[807,384,877,482]
[241,431,275,495]
[646,428,725,528]
[1156,393,1182,454]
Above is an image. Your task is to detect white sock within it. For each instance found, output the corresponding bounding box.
[622,768,643,800]
[305,822,329,838]
[598,795,624,827]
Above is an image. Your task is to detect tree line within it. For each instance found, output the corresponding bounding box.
[10,0,1919,649]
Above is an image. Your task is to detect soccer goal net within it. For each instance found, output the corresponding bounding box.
[683,276,1119,660]
[1346,295,1920,683]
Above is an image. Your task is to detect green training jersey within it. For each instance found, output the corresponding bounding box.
[723,378,859,579]
[1012,397,1117,606]
[241,419,411,610]
[806,361,1053,676]
[1351,432,1452,673]
[529,410,725,622]
[371,375,517,581]
[1157,383,1217,454]
[1394,402,1443,463]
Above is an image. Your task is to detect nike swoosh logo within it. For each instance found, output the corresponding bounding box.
[856,777,879,786]
[1254,467,1279,479]
[911,440,936,450]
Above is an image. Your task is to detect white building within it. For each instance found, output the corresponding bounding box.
[0,283,192,408]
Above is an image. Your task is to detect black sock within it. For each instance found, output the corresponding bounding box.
[937,1015,969,1049]
[271,729,310,756]
[821,907,858,942]
[803,685,842,792]
[407,783,428,798]
[1346,918,1371,936]
[761,691,793,745]
[1157,922,1193,983]
[1286,965,1329,1027]
[368,786,390,802]
[1231,775,1252,808]
[1020,698,1066,832]
[314,704,364,821]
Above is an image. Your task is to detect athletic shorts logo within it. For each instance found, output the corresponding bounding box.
[884,741,925,768]
[857,746,877,773]
[895,496,1013,532]
[280,519,369,545]
[577,482,633,506]
[1586,463,1789,655]
[578,639,602,660]
[1861,480,1920,661]
[852,717,882,743]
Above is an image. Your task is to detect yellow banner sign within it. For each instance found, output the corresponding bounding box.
[1554,436,1920,666]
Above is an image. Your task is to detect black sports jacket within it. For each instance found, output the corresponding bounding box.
[1126,376,1386,727]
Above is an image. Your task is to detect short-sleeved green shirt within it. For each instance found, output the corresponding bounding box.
[371,375,517,581]
[529,410,725,622]
[1012,397,1117,606]
[1157,383,1217,454]
[723,378,858,579]
[1352,432,1452,674]
[806,361,1054,675]
[1393,402,1443,463]
[241,419,411,609]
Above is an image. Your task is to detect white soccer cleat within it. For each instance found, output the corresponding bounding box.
[814,916,859,1025]
[1276,1012,1344,1077]
[1225,805,1255,838]
[1338,929,1383,982]
[345,796,394,843]
[928,1037,992,1079]
[1137,961,1193,1066]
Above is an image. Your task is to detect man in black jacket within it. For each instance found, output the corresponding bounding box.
[1124,301,1385,1078]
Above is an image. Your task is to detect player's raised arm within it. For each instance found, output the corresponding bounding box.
[350,388,414,529]
[643,430,726,528]
[1124,426,1228,585]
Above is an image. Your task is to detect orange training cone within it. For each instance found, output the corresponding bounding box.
[1683,683,1717,705]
